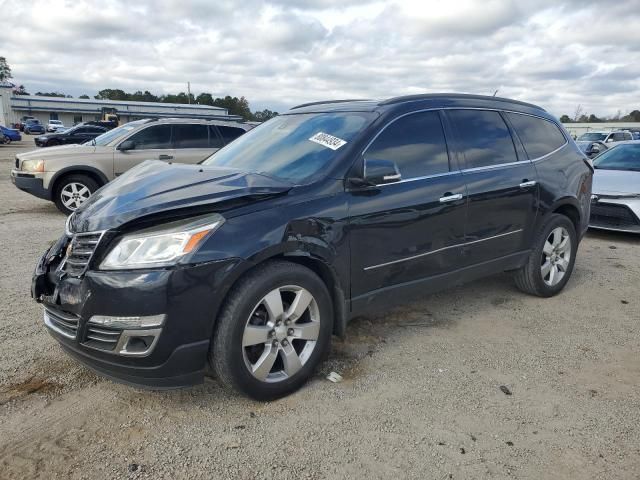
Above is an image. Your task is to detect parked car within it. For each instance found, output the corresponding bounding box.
[34,124,108,147]
[577,130,633,143]
[589,141,640,233]
[0,125,22,143]
[85,120,118,130]
[47,120,65,132]
[576,140,607,158]
[23,119,45,135]
[0,132,8,145]
[18,116,35,131]
[11,118,252,214]
[30,94,593,400]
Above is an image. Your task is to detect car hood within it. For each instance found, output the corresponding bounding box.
[17,143,97,160]
[69,160,293,232]
[592,168,640,196]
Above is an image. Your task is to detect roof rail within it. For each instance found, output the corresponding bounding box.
[379,93,544,111]
[290,99,373,110]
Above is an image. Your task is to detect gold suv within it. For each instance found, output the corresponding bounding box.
[11,118,252,214]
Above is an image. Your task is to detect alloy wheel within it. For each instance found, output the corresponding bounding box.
[60,182,91,211]
[242,285,320,383]
[541,226,571,287]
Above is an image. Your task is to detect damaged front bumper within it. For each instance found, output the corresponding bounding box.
[33,236,241,389]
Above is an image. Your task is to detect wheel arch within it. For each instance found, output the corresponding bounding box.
[50,166,109,195]
[549,198,582,234]
[210,248,349,339]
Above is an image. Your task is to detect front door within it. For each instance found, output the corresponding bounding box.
[348,110,468,305]
[113,124,175,176]
[445,109,538,265]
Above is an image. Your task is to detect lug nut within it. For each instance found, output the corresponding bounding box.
[284,319,291,325]
[282,339,289,347]
[287,328,294,336]
[272,340,279,348]
[268,330,275,338]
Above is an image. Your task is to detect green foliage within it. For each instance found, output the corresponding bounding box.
[35,91,68,97]
[79,94,90,99]
[13,84,29,95]
[559,115,571,123]
[0,57,12,82]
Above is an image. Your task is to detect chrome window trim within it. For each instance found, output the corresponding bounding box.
[363,229,523,271]
[359,107,567,186]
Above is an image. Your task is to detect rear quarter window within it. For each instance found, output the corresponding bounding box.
[506,113,566,159]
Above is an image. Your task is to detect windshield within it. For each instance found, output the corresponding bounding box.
[593,144,640,171]
[201,112,375,182]
[578,132,607,141]
[85,120,147,146]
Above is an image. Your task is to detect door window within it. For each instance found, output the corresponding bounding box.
[506,113,566,159]
[125,125,172,150]
[364,111,450,179]
[217,125,246,145]
[209,126,224,148]
[173,124,209,148]
[448,110,517,169]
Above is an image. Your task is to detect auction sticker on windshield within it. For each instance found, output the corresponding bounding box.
[309,132,347,150]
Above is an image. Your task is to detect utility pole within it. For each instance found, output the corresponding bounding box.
[187,82,191,104]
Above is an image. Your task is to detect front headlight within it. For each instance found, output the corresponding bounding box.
[100,213,224,270]
[21,159,45,172]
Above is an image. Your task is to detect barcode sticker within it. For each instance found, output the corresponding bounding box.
[309,132,347,150]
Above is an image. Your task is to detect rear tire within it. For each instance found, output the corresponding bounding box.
[53,174,99,215]
[514,213,578,297]
[210,261,333,400]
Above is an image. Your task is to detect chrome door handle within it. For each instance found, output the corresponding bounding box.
[519,180,537,188]
[439,193,464,203]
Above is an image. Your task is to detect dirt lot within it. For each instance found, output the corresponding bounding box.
[0,138,638,479]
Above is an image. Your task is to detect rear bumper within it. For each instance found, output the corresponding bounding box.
[10,170,51,200]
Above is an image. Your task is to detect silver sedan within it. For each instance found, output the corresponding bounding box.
[590,141,640,233]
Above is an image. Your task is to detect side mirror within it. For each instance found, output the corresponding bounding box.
[588,144,600,155]
[363,158,401,185]
[605,137,614,143]
[118,140,135,151]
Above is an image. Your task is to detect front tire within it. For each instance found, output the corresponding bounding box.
[211,261,333,400]
[53,174,99,215]
[514,213,578,297]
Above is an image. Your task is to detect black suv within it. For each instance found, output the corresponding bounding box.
[34,124,108,147]
[32,94,593,399]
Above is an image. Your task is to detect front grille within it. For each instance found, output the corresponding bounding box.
[63,231,104,277]
[590,203,640,230]
[83,324,121,351]
[44,307,80,339]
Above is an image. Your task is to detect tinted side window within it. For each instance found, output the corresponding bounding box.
[208,126,224,148]
[448,110,517,168]
[506,113,566,159]
[173,124,209,148]
[365,111,450,179]
[218,126,246,145]
[126,125,172,150]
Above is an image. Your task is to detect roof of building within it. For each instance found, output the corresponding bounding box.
[10,95,226,111]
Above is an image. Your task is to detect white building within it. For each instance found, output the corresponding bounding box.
[0,84,241,127]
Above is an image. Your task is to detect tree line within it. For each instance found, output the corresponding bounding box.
[559,105,640,123]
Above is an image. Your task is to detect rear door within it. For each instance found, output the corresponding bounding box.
[348,110,468,300]
[445,109,538,265]
[113,124,174,176]
[172,123,221,164]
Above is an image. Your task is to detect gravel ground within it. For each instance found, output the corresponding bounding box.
[0,138,639,479]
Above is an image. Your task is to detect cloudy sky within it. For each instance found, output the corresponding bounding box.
[2,0,639,117]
